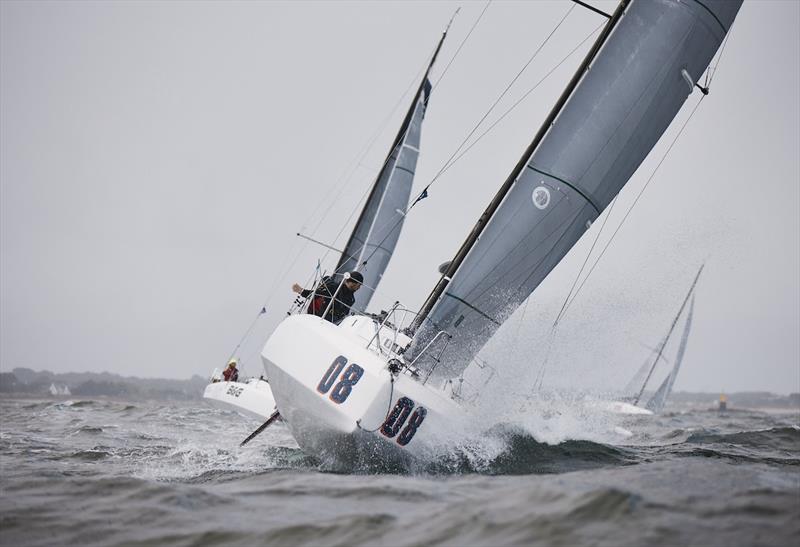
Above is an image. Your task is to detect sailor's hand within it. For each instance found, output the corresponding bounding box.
[292,283,303,294]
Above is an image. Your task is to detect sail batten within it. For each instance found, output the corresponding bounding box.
[410,0,741,381]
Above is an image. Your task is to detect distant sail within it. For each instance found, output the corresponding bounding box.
[411,0,741,381]
[646,294,695,413]
[623,338,668,397]
[336,33,446,312]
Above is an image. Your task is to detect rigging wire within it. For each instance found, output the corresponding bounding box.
[221,10,484,364]
[433,3,490,89]
[309,6,495,278]
[552,194,618,328]
[305,58,430,241]
[225,4,600,366]
[533,26,739,387]
[430,23,604,183]
[704,24,734,88]
[418,4,577,200]
[355,10,596,273]
[311,26,463,272]
[557,95,708,323]
[549,22,738,338]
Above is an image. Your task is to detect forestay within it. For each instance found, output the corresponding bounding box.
[411,0,742,381]
[336,33,447,313]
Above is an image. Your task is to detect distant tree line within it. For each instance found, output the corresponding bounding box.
[0,368,207,400]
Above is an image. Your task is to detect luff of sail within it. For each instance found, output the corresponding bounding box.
[411,0,742,381]
[336,32,447,313]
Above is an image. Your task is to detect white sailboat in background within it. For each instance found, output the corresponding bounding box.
[606,264,702,416]
[48,383,71,396]
[261,0,742,465]
[203,27,448,423]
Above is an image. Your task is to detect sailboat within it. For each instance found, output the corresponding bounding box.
[261,0,743,463]
[605,265,701,416]
[203,27,448,422]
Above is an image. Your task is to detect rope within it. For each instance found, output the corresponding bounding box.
[356,375,395,432]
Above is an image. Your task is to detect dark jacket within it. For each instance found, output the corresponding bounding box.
[222,367,238,382]
[301,276,356,324]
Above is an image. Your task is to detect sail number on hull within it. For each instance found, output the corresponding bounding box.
[317,356,364,404]
[381,397,427,446]
[315,356,427,446]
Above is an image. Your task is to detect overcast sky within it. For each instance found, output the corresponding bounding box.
[1,0,798,395]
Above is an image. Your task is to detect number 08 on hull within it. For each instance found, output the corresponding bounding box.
[260,314,465,465]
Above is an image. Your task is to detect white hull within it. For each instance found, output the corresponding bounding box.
[599,400,654,416]
[202,378,277,422]
[261,314,466,466]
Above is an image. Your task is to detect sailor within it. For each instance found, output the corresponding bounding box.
[292,271,363,324]
[222,359,239,382]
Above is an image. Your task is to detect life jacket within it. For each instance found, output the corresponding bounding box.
[307,294,329,317]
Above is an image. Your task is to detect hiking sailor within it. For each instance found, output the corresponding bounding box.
[292,271,363,324]
[222,359,239,382]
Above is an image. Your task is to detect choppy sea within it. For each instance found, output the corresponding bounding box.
[1,396,798,546]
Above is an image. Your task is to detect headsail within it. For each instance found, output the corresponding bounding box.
[410,0,741,381]
[622,338,669,397]
[336,32,447,312]
[646,294,695,413]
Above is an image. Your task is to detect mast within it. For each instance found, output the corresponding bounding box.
[336,30,448,276]
[411,0,630,332]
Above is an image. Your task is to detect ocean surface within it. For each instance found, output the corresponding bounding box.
[1,396,797,547]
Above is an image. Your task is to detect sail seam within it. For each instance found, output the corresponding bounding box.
[442,293,501,326]
[688,0,727,34]
[395,165,416,176]
[527,165,600,214]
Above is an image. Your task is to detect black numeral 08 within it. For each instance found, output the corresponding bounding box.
[317,356,363,405]
[381,397,426,446]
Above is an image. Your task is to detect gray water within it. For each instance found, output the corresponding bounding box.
[1,397,798,546]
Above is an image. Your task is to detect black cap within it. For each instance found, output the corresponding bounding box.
[348,271,364,284]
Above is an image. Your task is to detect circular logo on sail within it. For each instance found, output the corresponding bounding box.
[532,186,550,210]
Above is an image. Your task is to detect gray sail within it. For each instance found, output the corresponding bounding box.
[622,338,668,397]
[646,294,695,413]
[336,34,446,312]
[411,0,741,381]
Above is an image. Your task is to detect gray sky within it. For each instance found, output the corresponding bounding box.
[1,1,798,394]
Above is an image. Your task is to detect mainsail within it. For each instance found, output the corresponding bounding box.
[410,0,742,381]
[335,32,447,312]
